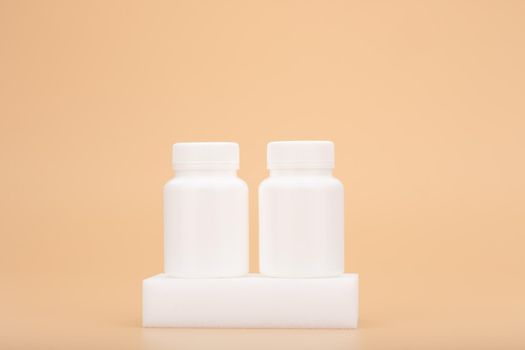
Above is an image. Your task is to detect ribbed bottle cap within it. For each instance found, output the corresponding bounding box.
[267,141,335,169]
[172,142,239,170]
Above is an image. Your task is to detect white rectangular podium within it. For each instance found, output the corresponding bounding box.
[143,273,358,328]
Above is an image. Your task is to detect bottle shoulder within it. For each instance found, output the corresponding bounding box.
[164,176,247,191]
[259,175,343,190]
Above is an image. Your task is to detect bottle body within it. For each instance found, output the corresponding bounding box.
[164,170,248,277]
[259,170,344,277]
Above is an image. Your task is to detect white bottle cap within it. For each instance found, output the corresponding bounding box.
[172,142,240,170]
[267,141,335,169]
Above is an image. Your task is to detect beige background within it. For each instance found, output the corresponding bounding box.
[1,1,524,349]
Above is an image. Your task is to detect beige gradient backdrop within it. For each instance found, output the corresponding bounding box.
[1,1,524,349]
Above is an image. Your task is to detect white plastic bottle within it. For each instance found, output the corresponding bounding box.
[259,141,344,277]
[164,142,249,278]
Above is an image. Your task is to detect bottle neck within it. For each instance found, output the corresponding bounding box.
[269,168,333,177]
[175,169,238,177]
